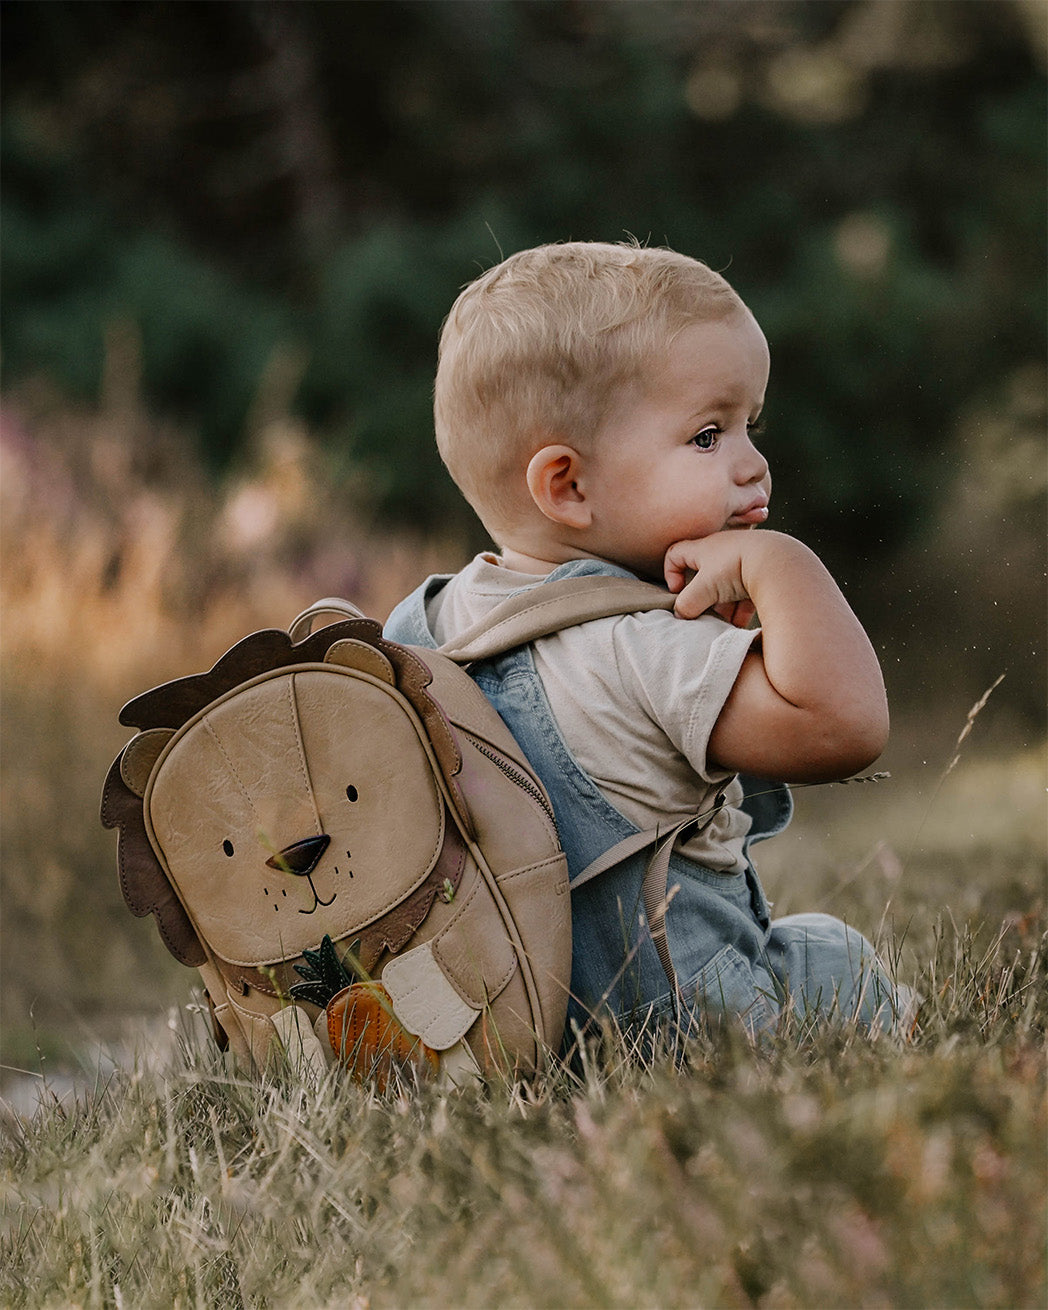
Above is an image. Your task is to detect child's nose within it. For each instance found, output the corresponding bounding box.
[736,438,769,486]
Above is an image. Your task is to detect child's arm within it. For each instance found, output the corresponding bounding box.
[664,530,888,783]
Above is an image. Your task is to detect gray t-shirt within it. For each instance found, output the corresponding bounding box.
[427,554,760,873]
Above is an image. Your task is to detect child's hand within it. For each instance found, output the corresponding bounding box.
[664,531,768,622]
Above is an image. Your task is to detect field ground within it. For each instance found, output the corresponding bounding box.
[1,733,1044,1309]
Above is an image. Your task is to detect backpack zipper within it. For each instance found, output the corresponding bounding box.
[466,735,558,829]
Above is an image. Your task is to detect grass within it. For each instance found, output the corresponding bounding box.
[1,386,1045,1307]
[1,912,1044,1309]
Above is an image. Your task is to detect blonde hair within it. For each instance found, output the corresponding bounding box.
[434,241,744,535]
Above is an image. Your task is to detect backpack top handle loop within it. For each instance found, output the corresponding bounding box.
[289,597,369,643]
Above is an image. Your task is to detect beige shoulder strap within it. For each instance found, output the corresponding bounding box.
[437,575,676,663]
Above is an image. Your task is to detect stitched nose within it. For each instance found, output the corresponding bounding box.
[266,834,330,877]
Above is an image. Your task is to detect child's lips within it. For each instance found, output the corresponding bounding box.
[726,500,769,527]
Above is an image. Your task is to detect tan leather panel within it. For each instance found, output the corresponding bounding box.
[495,855,571,1041]
[147,667,443,966]
[452,736,560,876]
[431,861,517,1010]
[465,969,537,1075]
[270,1004,330,1083]
[228,992,283,1069]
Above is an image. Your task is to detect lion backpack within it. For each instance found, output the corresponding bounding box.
[101,577,677,1088]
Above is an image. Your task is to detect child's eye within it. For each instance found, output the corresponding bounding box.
[689,427,720,451]
[747,419,765,441]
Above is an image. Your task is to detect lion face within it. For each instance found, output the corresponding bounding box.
[141,665,445,966]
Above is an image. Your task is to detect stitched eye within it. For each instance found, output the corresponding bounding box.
[346,785,358,802]
[222,840,235,857]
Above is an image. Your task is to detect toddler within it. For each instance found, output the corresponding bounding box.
[385,241,914,1042]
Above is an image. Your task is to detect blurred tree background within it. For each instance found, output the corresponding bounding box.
[2,0,1045,721]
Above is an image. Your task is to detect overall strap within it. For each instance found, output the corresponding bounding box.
[572,808,721,1015]
[436,575,676,663]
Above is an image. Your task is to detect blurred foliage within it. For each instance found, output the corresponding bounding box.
[1,0,1045,564]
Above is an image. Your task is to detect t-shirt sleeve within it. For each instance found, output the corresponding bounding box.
[608,610,760,783]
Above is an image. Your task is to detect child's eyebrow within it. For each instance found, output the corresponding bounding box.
[686,393,752,420]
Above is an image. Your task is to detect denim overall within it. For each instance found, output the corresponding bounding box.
[385,559,910,1041]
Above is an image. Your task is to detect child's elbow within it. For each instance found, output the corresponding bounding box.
[786,700,888,783]
[825,700,890,778]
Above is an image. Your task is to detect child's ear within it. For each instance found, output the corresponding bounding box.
[525,445,593,529]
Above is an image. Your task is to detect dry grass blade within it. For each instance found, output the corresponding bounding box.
[911,673,1007,850]
[943,673,1007,780]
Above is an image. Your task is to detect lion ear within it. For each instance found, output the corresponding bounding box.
[120,729,175,797]
[324,638,397,685]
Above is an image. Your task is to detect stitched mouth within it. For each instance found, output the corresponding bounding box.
[298,873,337,914]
